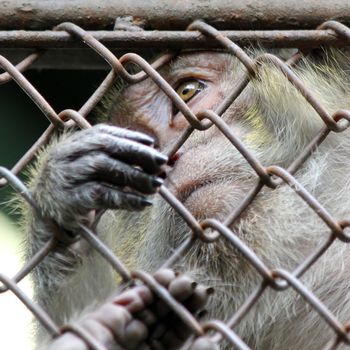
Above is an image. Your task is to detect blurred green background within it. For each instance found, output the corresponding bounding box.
[0,69,107,210]
[0,68,107,349]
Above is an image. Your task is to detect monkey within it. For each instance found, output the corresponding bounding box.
[20,47,350,349]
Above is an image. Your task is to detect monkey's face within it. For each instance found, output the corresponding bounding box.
[112,52,258,220]
[105,50,350,347]
[111,50,346,274]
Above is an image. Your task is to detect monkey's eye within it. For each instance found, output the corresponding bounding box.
[175,80,206,103]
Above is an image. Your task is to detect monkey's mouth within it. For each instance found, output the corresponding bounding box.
[169,177,221,203]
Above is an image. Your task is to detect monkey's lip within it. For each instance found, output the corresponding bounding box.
[167,177,220,203]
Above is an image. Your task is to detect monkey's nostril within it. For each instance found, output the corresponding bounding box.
[168,152,181,166]
[159,171,167,179]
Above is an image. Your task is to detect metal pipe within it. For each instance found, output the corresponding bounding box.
[0,29,347,49]
[2,0,350,30]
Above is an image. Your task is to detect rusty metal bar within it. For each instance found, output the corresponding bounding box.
[0,29,348,49]
[3,0,350,30]
[3,26,350,71]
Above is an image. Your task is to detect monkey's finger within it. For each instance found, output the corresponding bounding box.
[113,285,154,313]
[79,318,123,350]
[148,301,208,349]
[47,333,89,350]
[154,327,188,349]
[135,309,158,327]
[148,311,192,349]
[89,304,150,349]
[157,273,212,313]
[168,286,212,341]
[148,295,198,344]
[152,274,197,317]
[109,137,168,174]
[154,304,206,345]
[120,319,149,349]
[184,285,213,313]
[153,269,177,288]
[94,124,155,146]
[137,269,178,323]
[64,130,167,174]
[148,275,212,347]
[70,153,163,194]
[168,275,198,301]
[71,182,153,211]
[112,285,159,327]
[90,303,132,340]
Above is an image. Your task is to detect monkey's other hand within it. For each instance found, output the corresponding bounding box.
[34,124,167,231]
[140,269,214,350]
[47,269,213,350]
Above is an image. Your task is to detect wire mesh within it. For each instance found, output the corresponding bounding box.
[1,19,350,349]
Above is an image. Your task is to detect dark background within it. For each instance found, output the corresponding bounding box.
[0,69,107,223]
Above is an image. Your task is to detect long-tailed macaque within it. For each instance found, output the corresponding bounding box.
[22,48,350,349]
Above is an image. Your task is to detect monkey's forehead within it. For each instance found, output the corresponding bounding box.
[167,50,235,74]
[125,51,238,93]
[159,48,299,76]
[119,48,303,106]
[125,47,307,96]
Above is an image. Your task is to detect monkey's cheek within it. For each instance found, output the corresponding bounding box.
[183,182,243,220]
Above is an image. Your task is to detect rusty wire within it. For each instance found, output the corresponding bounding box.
[1,19,350,350]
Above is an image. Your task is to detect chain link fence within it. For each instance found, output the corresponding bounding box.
[1,12,350,350]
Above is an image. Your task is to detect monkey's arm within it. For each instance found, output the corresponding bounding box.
[23,124,167,330]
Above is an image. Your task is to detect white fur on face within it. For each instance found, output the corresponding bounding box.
[127,50,350,349]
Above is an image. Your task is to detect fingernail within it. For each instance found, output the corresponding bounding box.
[144,136,155,145]
[142,199,153,207]
[159,171,167,179]
[206,287,215,295]
[152,178,163,188]
[155,154,168,165]
[191,281,198,289]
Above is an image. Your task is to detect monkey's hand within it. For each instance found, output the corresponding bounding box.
[34,124,167,232]
[25,124,168,330]
[47,269,215,350]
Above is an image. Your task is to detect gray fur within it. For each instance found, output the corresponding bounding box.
[21,49,350,349]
